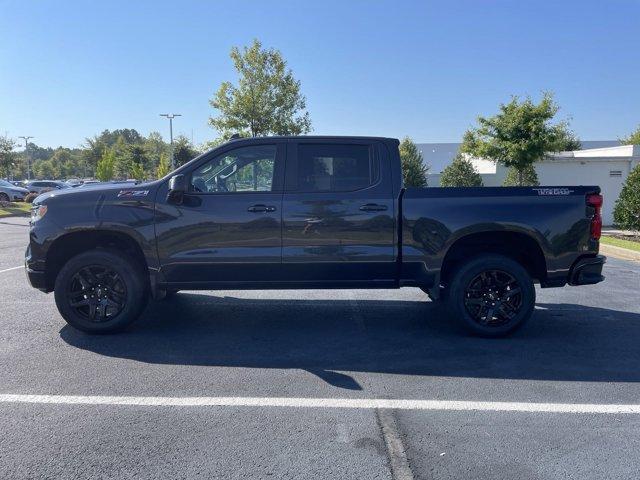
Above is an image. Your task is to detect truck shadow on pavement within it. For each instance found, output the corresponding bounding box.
[60,294,640,390]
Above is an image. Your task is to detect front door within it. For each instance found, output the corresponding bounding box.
[155,141,285,286]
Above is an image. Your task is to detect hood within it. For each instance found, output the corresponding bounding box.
[34,181,160,205]
[9,186,29,194]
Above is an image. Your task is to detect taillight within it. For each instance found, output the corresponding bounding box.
[587,193,603,240]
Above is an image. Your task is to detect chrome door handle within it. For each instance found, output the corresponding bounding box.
[359,203,388,212]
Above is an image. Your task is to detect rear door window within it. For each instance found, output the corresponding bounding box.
[288,144,378,192]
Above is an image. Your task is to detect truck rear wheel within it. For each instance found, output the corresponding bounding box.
[445,254,535,337]
[54,249,149,334]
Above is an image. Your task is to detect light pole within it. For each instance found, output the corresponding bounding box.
[18,136,34,180]
[159,114,181,169]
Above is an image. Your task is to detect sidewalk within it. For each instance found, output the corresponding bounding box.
[603,227,640,237]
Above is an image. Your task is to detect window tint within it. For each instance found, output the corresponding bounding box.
[294,144,376,192]
[191,145,276,193]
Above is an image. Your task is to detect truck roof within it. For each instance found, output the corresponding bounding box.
[227,135,399,143]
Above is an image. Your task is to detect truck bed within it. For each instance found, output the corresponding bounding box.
[400,185,600,288]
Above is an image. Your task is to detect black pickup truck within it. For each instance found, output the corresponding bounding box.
[26,136,605,336]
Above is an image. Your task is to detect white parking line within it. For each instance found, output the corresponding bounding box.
[3,394,640,414]
[0,266,22,274]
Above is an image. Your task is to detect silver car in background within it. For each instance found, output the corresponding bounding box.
[25,180,72,195]
[0,179,29,202]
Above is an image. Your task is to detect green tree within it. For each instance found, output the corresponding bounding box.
[503,164,539,186]
[462,92,576,186]
[156,153,171,179]
[619,125,640,145]
[144,131,168,173]
[129,162,145,182]
[125,143,148,178]
[95,148,115,181]
[32,158,61,179]
[41,148,84,179]
[173,135,199,167]
[557,130,582,151]
[20,142,55,177]
[399,137,428,187]
[85,129,145,176]
[112,136,131,178]
[440,154,483,187]
[0,135,16,178]
[613,163,640,230]
[209,39,311,139]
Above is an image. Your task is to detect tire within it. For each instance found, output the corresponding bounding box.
[445,254,535,337]
[0,192,9,202]
[54,249,149,334]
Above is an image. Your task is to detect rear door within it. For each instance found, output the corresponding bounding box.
[281,139,396,286]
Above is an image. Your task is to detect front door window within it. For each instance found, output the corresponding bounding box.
[191,145,276,193]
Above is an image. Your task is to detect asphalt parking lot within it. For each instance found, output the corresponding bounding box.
[2,216,640,479]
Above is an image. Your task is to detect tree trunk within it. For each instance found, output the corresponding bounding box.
[518,168,524,186]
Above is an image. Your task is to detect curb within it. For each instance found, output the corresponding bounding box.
[600,243,640,262]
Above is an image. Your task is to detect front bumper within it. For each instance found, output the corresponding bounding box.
[568,255,606,286]
[25,243,48,292]
[25,266,47,291]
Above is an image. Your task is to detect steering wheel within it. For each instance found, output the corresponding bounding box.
[214,176,228,192]
[192,178,207,193]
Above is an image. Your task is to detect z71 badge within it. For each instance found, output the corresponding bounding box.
[117,190,149,198]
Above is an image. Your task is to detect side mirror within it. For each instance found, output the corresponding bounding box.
[167,174,187,204]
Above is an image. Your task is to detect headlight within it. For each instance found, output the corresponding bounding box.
[31,204,48,222]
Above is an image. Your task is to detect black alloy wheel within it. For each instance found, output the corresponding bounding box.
[463,269,522,327]
[54,249,148,334]
[67,265,127,322]
[445,254,535,337]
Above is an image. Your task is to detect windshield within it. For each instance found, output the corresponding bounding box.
[0,180,15,188]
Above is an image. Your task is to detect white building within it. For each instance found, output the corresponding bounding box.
[421,142,639,225]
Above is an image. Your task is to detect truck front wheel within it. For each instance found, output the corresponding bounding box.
[446,254,535,337]
[54,249,149,334]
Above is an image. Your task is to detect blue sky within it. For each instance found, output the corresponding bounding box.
[1,0,639,148]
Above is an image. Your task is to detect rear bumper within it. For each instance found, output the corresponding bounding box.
[568,255,606,286]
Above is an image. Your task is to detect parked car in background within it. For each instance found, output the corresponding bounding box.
[0,179,30,202]
[10,180,27,188]
[25,180,72,194]
[65,179,84,188]
[77,180,101,187]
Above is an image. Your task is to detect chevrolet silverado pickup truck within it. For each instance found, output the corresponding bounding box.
[26,136,605,336]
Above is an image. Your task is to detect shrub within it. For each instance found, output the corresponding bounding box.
[613,163,640,230]
[24,188,52,203]
[502,165,539,186]
[440,154,483,187]
[399,137,429,187]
